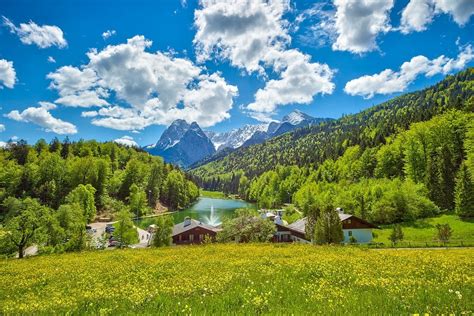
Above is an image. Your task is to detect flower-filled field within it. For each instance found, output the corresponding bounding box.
[1,244,472,314]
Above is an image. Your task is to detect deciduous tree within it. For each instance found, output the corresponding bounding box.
[114,209,138,248]
[151,215,173,247]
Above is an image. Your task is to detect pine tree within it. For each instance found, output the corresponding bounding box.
[454,163,474,217]
[146,161,163,208]
[313,206,343,245]
[60,137,71,159]
[438,145,456,210]
[425,151,442,207]
[49,137,62,153]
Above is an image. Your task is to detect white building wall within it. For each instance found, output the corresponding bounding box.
[343,229,373,243]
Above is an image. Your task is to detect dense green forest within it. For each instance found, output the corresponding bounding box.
[0,139,198,256]
[246,110,473,224]
[191,68,474,192]
[191,69,474,224]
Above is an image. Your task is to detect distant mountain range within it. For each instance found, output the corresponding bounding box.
[206,110,333,151]
[145,110,333,167]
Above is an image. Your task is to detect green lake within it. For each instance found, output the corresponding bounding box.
[135,197,256,228]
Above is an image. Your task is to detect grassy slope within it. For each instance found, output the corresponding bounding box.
[199,190,228,199]
[374,215,474,245]
[1,245,473,314]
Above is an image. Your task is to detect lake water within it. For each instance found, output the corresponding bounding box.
[135,197,256,228]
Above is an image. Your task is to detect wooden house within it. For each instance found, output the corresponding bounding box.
[277,212,378,243]
[172,217,221,245]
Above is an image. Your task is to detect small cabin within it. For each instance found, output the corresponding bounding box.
[338,212,378,243]
[172,217,221,245]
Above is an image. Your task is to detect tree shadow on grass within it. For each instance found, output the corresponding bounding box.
[408,219,433,229]
[460,217,474,223]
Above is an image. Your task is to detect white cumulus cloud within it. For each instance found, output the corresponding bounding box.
[435,0,474,25]
[344,45,474,98]
[0,59,17,89]
[331,0,394,54]
[247,49,335,113]
[0,124,5,132]
[6,101,77,134]
[194,0,335,120]
[114,135,138,147]
[300,1,394,54]
[47,66,109,107]
[47,35,238,130]
[47,56,56,63]
[2,16,67,49]
[400,0,474,33]
[194,0,291,74]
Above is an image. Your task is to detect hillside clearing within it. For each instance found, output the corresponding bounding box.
[374,215,474,245]
[1,244,472,314]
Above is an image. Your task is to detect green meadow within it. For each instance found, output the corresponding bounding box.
[374,215,474,246]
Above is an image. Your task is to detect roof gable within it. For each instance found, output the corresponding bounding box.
[172,219,220,236]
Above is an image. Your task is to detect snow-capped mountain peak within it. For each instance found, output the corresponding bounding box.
[146,120,215,167]
[282,110,313,125]
[205,123,268,151]
[155,119,190,150]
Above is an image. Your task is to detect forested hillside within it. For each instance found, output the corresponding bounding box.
[0,139,199,215]
[0,139,198,255]
[191,68,474,191]
[246,110,473,224]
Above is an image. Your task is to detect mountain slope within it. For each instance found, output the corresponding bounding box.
[191,68,474,181]
[147,120,215,167]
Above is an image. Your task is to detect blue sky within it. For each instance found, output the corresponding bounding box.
[0,0,473,147]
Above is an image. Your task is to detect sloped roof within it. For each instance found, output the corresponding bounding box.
[287,218,306,233]
[286,213,377,233]
[339,213,352,221]
[172,219,220,236]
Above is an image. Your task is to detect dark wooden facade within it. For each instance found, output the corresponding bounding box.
[341,216,378,230]
[172,226,218,245]
[273,224,307,242]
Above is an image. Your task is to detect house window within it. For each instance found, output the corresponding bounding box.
[347,219,351,224]
[189,234,194,242]
[348,231,352,236]
[178,235,182,242]
[199,234,203,241]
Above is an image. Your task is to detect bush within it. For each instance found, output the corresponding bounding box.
[435,224,453,244]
